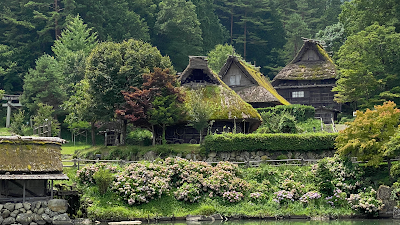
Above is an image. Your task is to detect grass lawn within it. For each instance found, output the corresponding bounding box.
[0,127,11,135]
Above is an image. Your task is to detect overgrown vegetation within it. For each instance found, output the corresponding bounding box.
[67,155,388,220]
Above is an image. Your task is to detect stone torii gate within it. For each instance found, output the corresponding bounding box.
[1,95,22,127]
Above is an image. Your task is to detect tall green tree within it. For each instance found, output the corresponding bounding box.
[336,101,400,166]
[72,0,150,42]
[0,44,19,93]
[315,22,345,58]
[116,68,185,145]
[191,0,227,53]
[21,54,66,114]
[207,44,241,73]
[339,0,400,37]
[52,15,97,95]
[155,0,203,71]
[63,79,98,145]
[86,39,172,144]
[333,24,400,110]
[283,13,311,61]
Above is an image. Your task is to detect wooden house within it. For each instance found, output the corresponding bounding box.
[271,39,341,123]
[0,136,68,202]
[158,56,262,144]
[219,55,290,108]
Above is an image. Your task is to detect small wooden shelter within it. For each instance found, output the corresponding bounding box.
[0,136,68,202]
[272,39,341,122]
[160,56,262,144]
[219,56,290,108]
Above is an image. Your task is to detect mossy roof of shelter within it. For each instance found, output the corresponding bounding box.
[219,56,290,105]
[272,39,337,82]
[180,56,261,121]
[0,136,65,173]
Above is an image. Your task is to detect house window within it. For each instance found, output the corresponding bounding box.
[292,91,304,98]
[230,74,241,86]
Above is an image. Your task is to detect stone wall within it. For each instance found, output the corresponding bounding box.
[0,199,71,225]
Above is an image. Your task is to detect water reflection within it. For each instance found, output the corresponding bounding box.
[100,219,399,225]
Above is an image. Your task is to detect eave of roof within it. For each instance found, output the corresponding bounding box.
[0,173,69,180]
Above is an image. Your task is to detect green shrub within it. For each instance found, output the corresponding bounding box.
[257,104,315,122]
[203,133,338,153]
[278,114,297,133]
[93,168,114,195]
[126,128,152,146]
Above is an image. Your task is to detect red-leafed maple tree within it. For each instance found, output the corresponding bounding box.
[116,68,186,145]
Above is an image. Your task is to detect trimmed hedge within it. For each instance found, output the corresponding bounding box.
[257,104,315,122]
[203,132,338,153]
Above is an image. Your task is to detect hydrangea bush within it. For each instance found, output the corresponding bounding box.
[347,187,383,216]
[300,191,322,204]
[76,163,118,185]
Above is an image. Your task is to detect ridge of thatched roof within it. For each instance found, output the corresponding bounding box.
[0,136,64,173]
[181,56,261,122]
[272,40,336,82]
[179,56,221,85]
[219,56,290,105]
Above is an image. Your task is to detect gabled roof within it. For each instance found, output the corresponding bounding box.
[219,56,290,105]
[180,56,261,122]
[272,39,336,82]
[179,56,221,85]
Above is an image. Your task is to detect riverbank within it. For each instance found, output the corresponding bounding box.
[60,156,396,221]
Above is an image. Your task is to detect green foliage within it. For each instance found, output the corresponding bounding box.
[126,128,152,146]
[335,101,400,166]
[21,54,67,114]
[257,104,315,122]
[86,39,172,119]
[93,168,114,195]
[334,24,400,108]
[278,114,297,134]
[32,103,60,136]
[314,156,364,196]
[187,88,217,143]
[9,110,30,136]
[0,90,4,99]
[315,22,345,58]
[155,0,203,71]
[203,132,337,153]
[207,44,241,73]
[52,15,97,95]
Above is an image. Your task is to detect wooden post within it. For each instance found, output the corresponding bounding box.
[51,180,54,199]
[23,180,26,203]
[78,158,80,170]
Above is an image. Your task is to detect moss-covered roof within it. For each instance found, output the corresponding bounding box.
[272,40,337,82]
[219,56,290,105]
[0,136,65,173]
[180,56,261,122]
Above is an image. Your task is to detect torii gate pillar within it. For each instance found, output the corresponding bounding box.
[2,95,22,127]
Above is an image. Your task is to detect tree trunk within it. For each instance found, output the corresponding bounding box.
[152,125,156,146]
[243,11,247,60]
[120,119,127,146]
[91,121,96,146]
[199,129,202,144]
[162,123,166,145]
[230,12,233,45]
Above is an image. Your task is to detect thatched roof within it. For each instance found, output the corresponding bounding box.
[272,40,336,82]
[181,56,261,122]
[0,136,65,173]
[219,56,290,105]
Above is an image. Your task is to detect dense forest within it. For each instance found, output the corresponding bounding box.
[1,0,400,131]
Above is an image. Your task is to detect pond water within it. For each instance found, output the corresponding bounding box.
[141,219,400,225]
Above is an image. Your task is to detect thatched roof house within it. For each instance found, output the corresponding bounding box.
[160,56,261,144]
[219,55,290,108]
[271,39,341,122]
[0,136,68,202]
